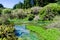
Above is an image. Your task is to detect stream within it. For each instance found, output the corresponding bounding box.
[14,25,40,40]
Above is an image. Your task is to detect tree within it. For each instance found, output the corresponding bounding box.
[24,0,32,9]
[13,2,24,9]
[13,4,16,9]
[57,0,60,4]
[13,0,58,9]
[33,0,58,7]
[0,8,2,16]
[48,0,58,3]
[0,4,4,8]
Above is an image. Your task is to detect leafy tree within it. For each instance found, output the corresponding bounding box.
[33,0,58,7]
[24,0,32,9]
[2,9,11,14]
[13,2,24,9]
[13,4,16,9]
[0,4,4,8]
[57,0,60,4]
[48,0,58,3]
[0,8,2,16]
[13,0,58,9]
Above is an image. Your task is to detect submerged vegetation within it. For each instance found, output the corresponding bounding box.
[0,0,60,40]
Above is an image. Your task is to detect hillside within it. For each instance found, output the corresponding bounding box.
[0,0,60,40]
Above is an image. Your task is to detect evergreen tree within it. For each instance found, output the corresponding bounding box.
[0,4,4,8]
[24,0,32,9]
[13,2,24,9]
[13,0,58,9]
[33,0,58,7]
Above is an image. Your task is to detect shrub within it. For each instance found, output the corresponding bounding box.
[17,9,27,19]
[10,9,18,19]
[28,14,35,21]
[0,8,3,16]
[2,9,12,19]
[39,3,60,21]
[31,7,42,15]
[0,25,17,40]
[2,9,11,14]
[34,15,40,21]
[43,7,58,20]
[0,14,10,25]
[11,9,27,19]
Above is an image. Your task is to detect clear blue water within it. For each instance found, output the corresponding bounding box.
[14,25,30,37]
[14,25,40,40]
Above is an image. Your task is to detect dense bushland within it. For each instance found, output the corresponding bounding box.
[0,0,60,40]
[0,3,60,24]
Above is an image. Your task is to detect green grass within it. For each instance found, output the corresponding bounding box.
[26,25,60,40]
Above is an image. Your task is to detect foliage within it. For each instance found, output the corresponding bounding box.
[24,0,32,9]
[39,3,60,21]
[35,0,58,6]
[11,9,27,19]
[31,7,42,15]
[13,2,24,9]
[0,1,60,40]
[28,14,34,21]
[45,16,60,29]
[2,9,11,14]
[13,0,59,9]
[0,4,4,8]
[0,25,17,40]
[0,8,3,16]
[0,14,10,25]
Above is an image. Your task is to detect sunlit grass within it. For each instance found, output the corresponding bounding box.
[26,25,60,40]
